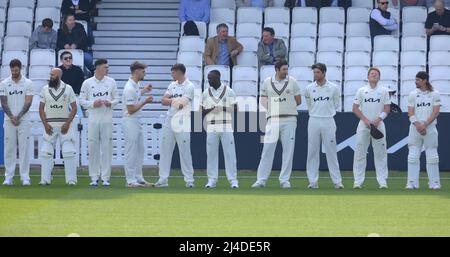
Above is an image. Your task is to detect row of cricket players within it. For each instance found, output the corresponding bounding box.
[0,58,442,189]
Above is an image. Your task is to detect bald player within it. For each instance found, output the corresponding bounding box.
[252,59,301,189]
[352,67,390,189]
[406,71,441,190]
[39,68,78,185]
[304,63,343,189]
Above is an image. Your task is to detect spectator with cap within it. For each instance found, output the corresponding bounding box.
[30,18,58,50]
[257,27,287,67]
[204,23,244,67]
[179,0,210,23]
[370,0,399,40]
[425,0,450,37]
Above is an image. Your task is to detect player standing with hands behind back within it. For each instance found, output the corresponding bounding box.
[352,67,390,189]
[406,71,441,190]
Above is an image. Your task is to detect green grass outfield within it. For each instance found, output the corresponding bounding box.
[0,169,449,237]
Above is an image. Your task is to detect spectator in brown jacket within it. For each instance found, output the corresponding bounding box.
[204,23,243,66]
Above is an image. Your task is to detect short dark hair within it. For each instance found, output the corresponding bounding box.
[274,59,288,71]
[60,51,72,59]
[42,18,53,28]
[216,23,228,31]
[263,27,275,36]
[367,67,381,77]
[130,61,148,73]
[171,63,186,74]
[95,58,108,68]
[9,59,22,69]
[208,69,221,78]
[311,63,327,74]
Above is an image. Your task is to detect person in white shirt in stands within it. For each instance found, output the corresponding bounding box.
[304,63,343,189]
[201,70,239,189]
[39,68,78,186]
[252,59,301,189]
[80,58,119,187]
[352,67,391,189]
[406,71,441,190]
[370,0,399,40]
[121,61,154,188]
[154,63,196,188]
[0,59,33,186]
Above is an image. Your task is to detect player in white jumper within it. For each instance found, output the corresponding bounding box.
[352,67,390,189]
[201,70,238,189]
[304,63,343,189]
[39,68,78,185]
[406,71,441,190]
[80,59,119,187]
[252,60,301,189]
[154,64,195,188]
[122,61,154,188]
[0,59,33,186]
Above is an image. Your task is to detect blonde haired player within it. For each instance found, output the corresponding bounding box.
[304,63,343,189]
[39,68,78,186]
[352,67,390,189]
[252,59,301,189]
[406,71,441,190]
[201,70,238,189]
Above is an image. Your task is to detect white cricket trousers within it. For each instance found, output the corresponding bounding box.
[158,117,194,183]
[353,121,388,186]
[3,119,31,181]
[306,117,342,184]
[206,130,237,183]
[40,126,78,184]
[122,118,145,184]
[407,124,440,188]
[88,117,112,181]
[256,118,297,184]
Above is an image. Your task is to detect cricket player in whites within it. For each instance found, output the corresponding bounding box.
[154,63,195,188]
[0,59,33,186]
[39,68,78,185]
[122,61,154,188]
[201,70,238,189]
[304,63,343,189]
[406,71,441,190]
[252,59,301,189]
[352,67,390,189]
[80,58,119,187]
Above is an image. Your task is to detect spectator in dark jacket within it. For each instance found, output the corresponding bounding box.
[58,51,85,95]
[57,14,94,73]
[61,0,91,22]
[290,0,351,9]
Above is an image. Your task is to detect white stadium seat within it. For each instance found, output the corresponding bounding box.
[372,51,399,67]
[232,66,258,82]
[430,66,450,81]
[210,8,235,24]
[208,22,235,37]
[326,66,343,82]
[346,36,372,52]
[237,7,262,24]
[318,22,345,37]
[179,36,205,53]
[177,51,203,67]
[9,0,35,8]
[35,7,62,24]
[346,22,370,37]
[430,35,450,51]
[344,80,366,96]
[290,37,316,52]
[402,22,426,37]
[30,49,56,66]
[318,37,344,52]
[264,7,290,24]
[236,23,262,38]
[2,50,28,67]
[319,7,345,23]
[232,80,258,97]
[211,0,236,9]
[432,80,450,94]
[265,22,290,39]
[8,7,33,22]
[292,7,317,24]
[6,21,32,37]
[260,65,275,81]
[291,23,317,38]
[289,66,313,82]
[3,36,29,51]
[185,65,203,86]
[401,36,427,51]
[345,66,369,81]
[0,65,27,79]
[0,8,5,24]
[400,51,427,67]
[237,37,259,52]
[351,0,374,8]
[346,7,371,23]
[38,0,63,8]
[400,80,416,96]
[401,65,426,81]
[428,51,450,66]
[345,51,371,67]
[343,95,356,112]
[374,35,399,52]
[378,66,399,81]
[29,65,53,80]
[237,51,258,67]
[289,51,315,67]
[402,6,428,23]
[204,65,231,84]
[316,51,343,67]
[439,94,450,112]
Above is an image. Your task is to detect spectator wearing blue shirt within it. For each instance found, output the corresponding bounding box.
[179,0,210,23]
[204,24,244,66]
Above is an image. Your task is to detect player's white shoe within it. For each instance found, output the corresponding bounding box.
[153,180,168,188]
[102,180,111,187]
[22,180,31,186]
[89,180,98,187]
[353,184,362,189]
[307,182,319,189]
[126,182,142,188]
[251,181,265,188]
[137,180,153,187]
[230,180,239,189]
[280,181,291,189]
[334,183,344,189]
[405,183,417,190]
[67,181,77,186]
[39,181,51,186]
[2,179,13,186]
[205,181,217,188]
[429,184,441,190]
[185,181,195,188]
[379,183,388,189]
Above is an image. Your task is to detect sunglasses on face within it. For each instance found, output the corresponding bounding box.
[379,1,389,5]
[63,56,73,60]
